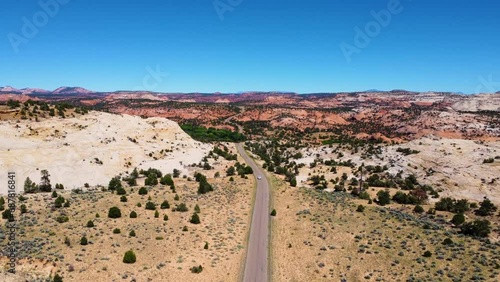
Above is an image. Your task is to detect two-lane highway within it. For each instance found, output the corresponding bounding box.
[237,143,270,282]
[225,111,270,282]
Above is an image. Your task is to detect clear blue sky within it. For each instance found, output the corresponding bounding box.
[1,0,499,94]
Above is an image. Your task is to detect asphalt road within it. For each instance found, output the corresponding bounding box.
[237,143,270,282]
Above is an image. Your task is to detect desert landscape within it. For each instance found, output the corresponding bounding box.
[1,91,498,281]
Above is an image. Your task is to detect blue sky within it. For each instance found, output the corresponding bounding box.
[1,0,499,94]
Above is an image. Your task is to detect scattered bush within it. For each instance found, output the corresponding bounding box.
[451,213,465,226]
[113,228,121,234]
[376,190,391,206]
[108,207,122,218]
[356,205,365,212]
[123,250,136,264]
[442,238,454,245]
[80,236,88,245]
[190,212,201,224]
[138,187,148,195]
[54,196,65,208]
[2,209,13,221]
[86,220,94,228]
[270,209,277,216]
[460,219,491,237]
[116,187,126,195]
[160,200,170,209]
[53,273,63,282]
[175,203,188,212]
[130,211,138,218]
[475,197,497,216]
[108,177,122,191]
[145,201,156,210]
[190,265,203,274]
[413,205,424,214]
[56,215,69,223]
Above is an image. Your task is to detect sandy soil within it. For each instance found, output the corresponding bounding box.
[0,144,254,282]
[270,178,500,281]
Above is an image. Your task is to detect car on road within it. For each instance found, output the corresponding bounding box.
[257,175,262,180]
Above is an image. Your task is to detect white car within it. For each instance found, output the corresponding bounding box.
[257,175,262,180]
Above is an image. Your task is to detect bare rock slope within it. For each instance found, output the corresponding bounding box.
[0,112,211,194]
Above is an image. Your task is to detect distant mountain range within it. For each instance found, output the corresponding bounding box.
[0,86,496,96]
[0,86,93,95]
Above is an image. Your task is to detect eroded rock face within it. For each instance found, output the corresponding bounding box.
[0,111,212,194]
[2,90,499,142]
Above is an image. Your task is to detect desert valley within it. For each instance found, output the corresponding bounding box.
[0,87,499,281]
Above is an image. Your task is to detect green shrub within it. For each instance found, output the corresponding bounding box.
[116,187,126,195]
[163,214,169,221]
[54,196,65,208]
[145,201,156,210]
[120,196,127,202]
[123,250,136,264]
[138,187,148,195]
[2,209,13,220]
[451,213,465,226]
[413,205,424,214]
[442,238,454,245]
[270,209,277,216]
[53,273,63,282]
[86,220,94,228]
[56,215,69,223]
[108,207,122,218]
[190,213,200,224]
[476,197,497,216]
[130,211,137,218]
[175,203,188,212]
[356,205,365,212]
[80,236,88,245]
[108,177,122,191]
[113,228,121,234]
[423,251,432,257]
[190,265,203,274]
[160,200,170,209]
[154,210,159,218]
[376,190,391,206]
[460,220,491,237]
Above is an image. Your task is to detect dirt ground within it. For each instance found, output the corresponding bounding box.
[271,177,500,282]
[0,145,255,282]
